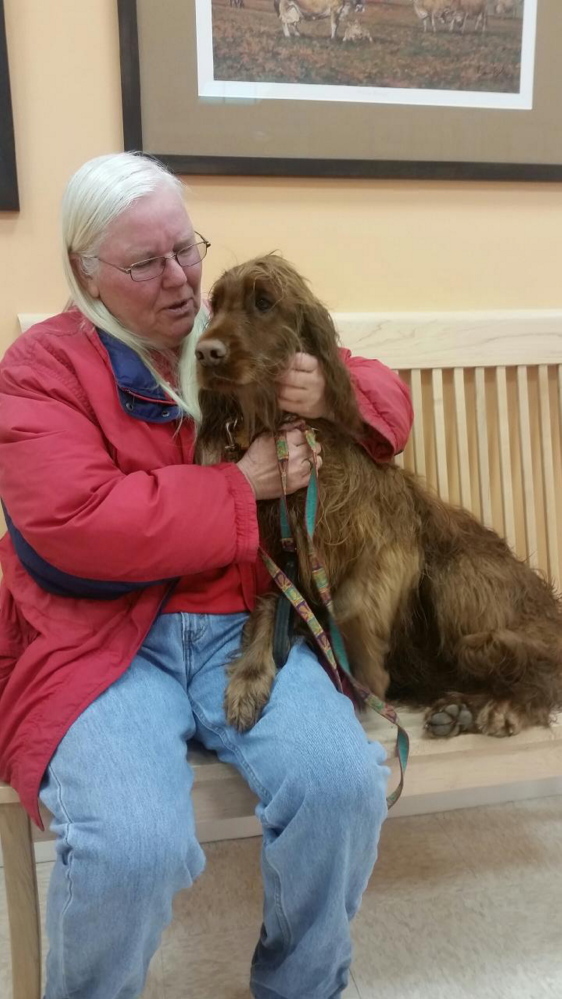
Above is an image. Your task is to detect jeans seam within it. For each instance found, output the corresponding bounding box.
[190,701,272,804]
[185,615,271,800]
[48,764,76,999]
[261,845,294,953]
[189,704,294,951]
[181,612,209,683]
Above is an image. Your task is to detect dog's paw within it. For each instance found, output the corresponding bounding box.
[424,700,474,738]
[224,671,273,732]
[476,700,523,738]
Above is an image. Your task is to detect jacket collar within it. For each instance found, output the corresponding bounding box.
[96,329,170,401]
[96,329,181,423]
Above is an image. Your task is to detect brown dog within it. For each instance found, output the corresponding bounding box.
[195,255,562,738]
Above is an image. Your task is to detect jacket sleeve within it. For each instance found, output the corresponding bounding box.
[340,348,413,461]
[0,356,259,583]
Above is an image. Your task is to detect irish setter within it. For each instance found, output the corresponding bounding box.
[195,255,562,738]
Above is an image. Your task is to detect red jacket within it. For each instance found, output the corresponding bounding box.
[0,310,412,826]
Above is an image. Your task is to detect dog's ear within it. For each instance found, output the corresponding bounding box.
[299,297,340,365]
[299,297,363,435]
[257,254,363,433]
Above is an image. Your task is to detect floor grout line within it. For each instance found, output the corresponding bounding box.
[349,967,361,998]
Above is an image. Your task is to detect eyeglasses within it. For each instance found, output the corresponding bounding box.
[87,233,211,283]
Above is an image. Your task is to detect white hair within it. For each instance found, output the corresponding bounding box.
[61,151,205,421]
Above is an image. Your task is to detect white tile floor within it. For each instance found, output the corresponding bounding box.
[1,796,561,998]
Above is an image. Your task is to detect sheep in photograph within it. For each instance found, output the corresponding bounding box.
[412,0,453,33]
[276,0,363,41]
[448,0,488,33]
[343,19,373,42]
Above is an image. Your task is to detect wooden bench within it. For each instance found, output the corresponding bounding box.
[1,309,561,999]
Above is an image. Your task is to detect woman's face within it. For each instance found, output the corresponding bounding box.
[82,186,202,349]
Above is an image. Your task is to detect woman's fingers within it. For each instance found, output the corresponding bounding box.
[237,426,323,500]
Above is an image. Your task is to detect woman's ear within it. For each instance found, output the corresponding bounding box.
[70,253,100,299]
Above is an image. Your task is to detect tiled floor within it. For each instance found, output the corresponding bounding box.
[1,796,561,998]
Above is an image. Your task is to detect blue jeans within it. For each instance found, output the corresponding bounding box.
[40,612,389,999]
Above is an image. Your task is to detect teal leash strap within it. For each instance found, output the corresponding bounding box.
[260,425,409,808]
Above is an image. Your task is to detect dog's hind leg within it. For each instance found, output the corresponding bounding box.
[224,593,279,731]
[423,613,561,738]
[425,690,553,739]
[424,625,560,737]
[417,514,562,737]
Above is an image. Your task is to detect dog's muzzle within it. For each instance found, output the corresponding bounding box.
[195,339,229,367]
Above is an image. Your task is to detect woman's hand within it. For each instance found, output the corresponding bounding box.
[276,353,333,421]
[237,424,322,500]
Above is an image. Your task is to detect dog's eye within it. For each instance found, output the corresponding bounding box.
[255,295,273,313]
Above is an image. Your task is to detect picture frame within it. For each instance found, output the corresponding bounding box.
[0,0,18,210]
[117,0,562,182]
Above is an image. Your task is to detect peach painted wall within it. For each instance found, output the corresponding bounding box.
[1,0,562,352]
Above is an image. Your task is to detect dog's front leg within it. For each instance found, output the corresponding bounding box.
[334,547,420,700]
[225,593,280,731]
[339,615,391,700]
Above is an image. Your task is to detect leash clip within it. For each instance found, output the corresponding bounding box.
[224,418,240,454]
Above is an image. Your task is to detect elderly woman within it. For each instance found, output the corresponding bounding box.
[0,153,412,999]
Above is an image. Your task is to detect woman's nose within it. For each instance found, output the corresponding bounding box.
[161,255,189,287]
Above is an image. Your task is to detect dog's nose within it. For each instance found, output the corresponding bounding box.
[195,339,229,367]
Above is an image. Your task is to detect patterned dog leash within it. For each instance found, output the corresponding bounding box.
[259,424,409,808]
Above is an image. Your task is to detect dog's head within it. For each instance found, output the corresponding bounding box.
[195,254,342,396]
[194,254,362,442]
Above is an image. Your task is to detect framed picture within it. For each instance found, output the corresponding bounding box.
[118,0,562,181]
[0,0,18,210]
